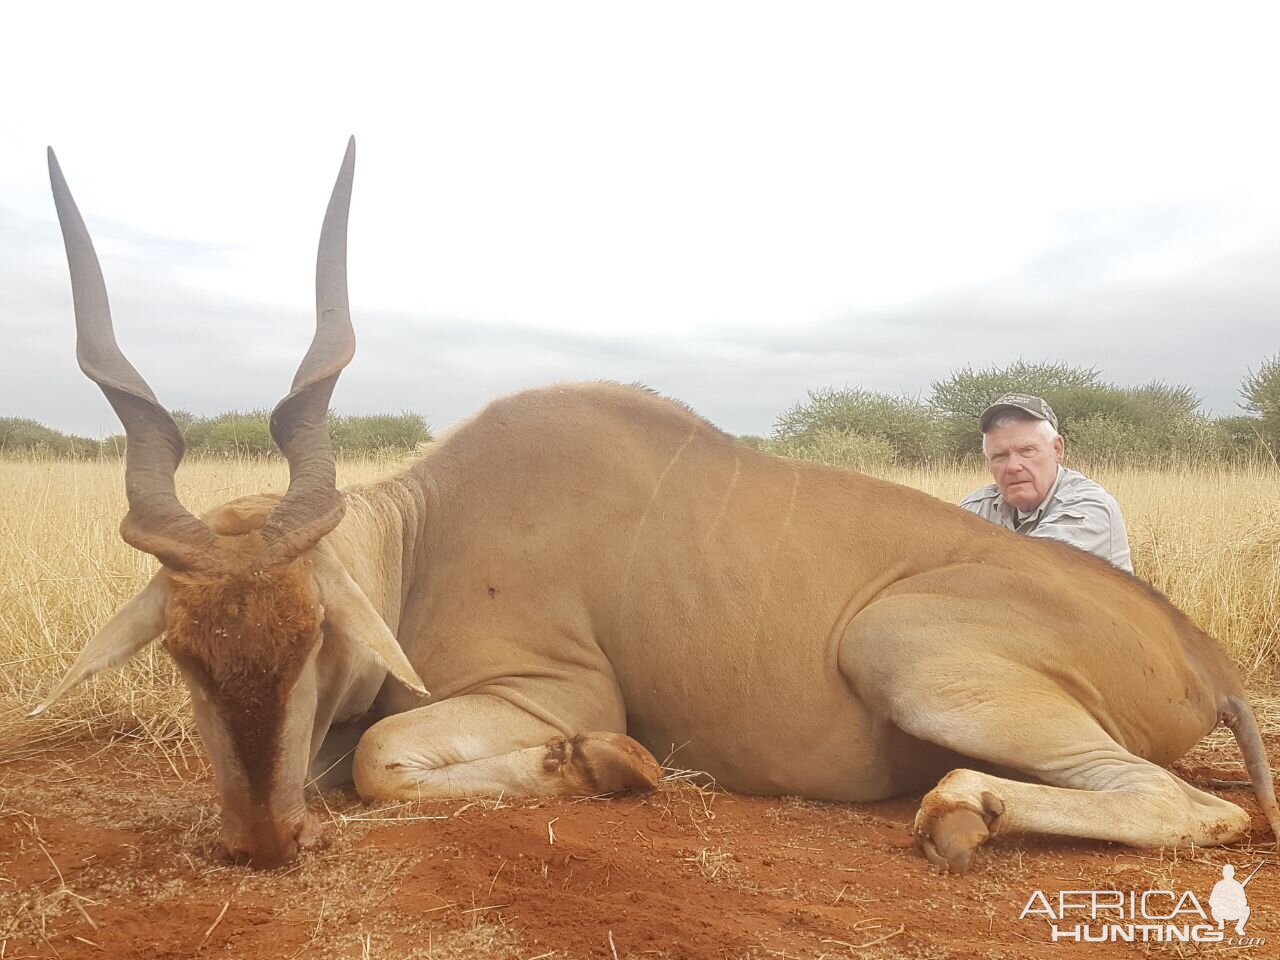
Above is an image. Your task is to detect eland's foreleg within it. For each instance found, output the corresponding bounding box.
[352,693,661,801]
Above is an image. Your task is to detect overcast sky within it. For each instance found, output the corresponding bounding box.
[3,2,1279,438]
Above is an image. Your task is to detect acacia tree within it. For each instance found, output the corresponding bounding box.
[1241,354,1280,451]
[928,360,1102,421]
[928,361,1102,457]
[929,361,1212,462]
[771,387,941,463]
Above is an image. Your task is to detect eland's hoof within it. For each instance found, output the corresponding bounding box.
[544,733,663,794]
[914,784,1004,874]
[916,807,991,874]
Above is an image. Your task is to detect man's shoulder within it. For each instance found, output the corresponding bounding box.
[1054,468,1119,508]
[960,482,1000,508]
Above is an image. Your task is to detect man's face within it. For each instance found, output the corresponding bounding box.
[983,419,1064,512]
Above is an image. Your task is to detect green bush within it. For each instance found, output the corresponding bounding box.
[328,412,431,455]
[929,360,1102,420]
[761,428,898,472]
[172,409,271,454]
[200,412,275,456]
[1165,415,1230,465]
[773,387,942,463]
[0,417,100,458]
[929,362,1210,464]
[930,361,1102,457]
[1214,415,1273,464]
[1241,354,1280,450]
[1051,385,1212,465]
[1053,381,1198,437]
[82,409,433,458]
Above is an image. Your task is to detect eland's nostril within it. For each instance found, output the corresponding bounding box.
[216,839,296,869]
[218,813,314,869]
[246,838,298,870]
[216,843,254,866]
[296,814,323,850]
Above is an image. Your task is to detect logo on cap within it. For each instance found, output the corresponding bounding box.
[979,394,1059,432]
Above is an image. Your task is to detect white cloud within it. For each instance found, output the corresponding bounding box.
[3,1,1279,436]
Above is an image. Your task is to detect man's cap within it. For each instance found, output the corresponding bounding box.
[979,393,1059,432]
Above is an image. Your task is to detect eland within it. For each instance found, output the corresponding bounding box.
[34,139,1280,872]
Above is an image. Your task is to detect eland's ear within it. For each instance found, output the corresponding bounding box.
[29,574,170,717]
[310,549,428,698]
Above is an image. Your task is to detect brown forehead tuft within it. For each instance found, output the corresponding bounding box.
[165,562,320,799]
[166,563,319,677]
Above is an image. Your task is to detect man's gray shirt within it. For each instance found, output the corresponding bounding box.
[959,466,1134,573]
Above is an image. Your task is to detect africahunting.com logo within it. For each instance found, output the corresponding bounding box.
[1019,862,1269,946]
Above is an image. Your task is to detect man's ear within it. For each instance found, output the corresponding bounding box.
[1053,434,1065,462]
[310,547,428,698]
[29,574,171,717]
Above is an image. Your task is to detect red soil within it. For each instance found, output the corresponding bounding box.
[1,734,1277,959]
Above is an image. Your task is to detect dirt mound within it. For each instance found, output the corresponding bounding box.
[1,736,1277,959]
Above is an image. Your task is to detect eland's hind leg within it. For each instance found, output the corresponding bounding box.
[841,603,1249,874]
[907,749,1249,873]
[353,693,661,801]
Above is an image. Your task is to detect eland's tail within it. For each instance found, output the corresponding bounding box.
[1221,694,1280,844]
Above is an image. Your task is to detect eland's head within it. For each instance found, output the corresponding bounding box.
[32,140,426,868]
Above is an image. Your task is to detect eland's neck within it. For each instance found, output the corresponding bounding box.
[328,475,429,637]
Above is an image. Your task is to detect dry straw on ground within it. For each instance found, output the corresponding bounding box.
[0,455,1277,757]
[1,453,1279,960]
[0,455,395,756]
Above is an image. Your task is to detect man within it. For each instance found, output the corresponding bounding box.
[1209,863,1252,936]
[960,393,1133,573]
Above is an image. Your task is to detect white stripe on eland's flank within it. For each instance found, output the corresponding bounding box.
[614,426,699,630]
[750,466,801,644]
[701,455,742,549]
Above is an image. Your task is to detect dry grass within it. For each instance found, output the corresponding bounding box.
[0,455,397,756]
[0,456,1277,759]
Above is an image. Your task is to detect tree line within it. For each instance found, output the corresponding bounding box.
[0,410,430,459]
[745,357,1280,468]
[6,356,1279,467]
